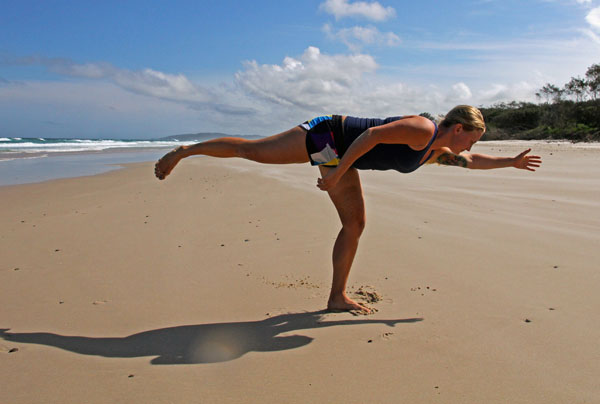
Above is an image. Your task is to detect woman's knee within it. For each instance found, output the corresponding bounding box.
[237,141,262,161]
[342,215,366,236]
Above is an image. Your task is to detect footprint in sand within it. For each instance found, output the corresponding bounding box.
[410,285,437,295]
[367,332,395,343]
[0,343,19,354]
[262,275,321,290]
[351,285,382,304]
[349,285,383,315]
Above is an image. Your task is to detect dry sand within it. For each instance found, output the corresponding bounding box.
[1,142,599,403]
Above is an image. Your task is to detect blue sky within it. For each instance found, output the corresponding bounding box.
[1,0,599,138]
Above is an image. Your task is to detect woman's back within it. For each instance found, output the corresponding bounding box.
[343,116,438,173]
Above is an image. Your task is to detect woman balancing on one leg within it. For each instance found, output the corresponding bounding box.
[154,105,542,313]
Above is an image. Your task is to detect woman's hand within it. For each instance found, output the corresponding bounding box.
[512,149,542,171]
[317,168,342,191]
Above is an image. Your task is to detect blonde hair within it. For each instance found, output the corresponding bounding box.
[439,105,486,133]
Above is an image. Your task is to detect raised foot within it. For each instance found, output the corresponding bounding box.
[327,295,371,315]
[154,147,183,180]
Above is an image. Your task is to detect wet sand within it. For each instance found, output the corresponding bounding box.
[1,142,599,403]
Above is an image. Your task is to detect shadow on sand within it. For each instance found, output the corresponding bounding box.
[1,311,422,364]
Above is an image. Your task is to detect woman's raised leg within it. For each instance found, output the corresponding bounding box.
[154,126,309,180]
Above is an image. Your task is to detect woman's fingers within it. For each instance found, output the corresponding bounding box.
[317,171,339,191]
[517,148,532,158]
[526,155,542,169]
[317,179,339,191]
[523,154,543,171]
[514,150,542,171]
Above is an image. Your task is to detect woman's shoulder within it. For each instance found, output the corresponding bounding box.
[365,115,436,147]
[379,115,436,135]
[424,147,452,164]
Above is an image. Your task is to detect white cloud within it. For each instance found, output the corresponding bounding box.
[539,0,591,4]
[2,56,256,116]
[323,24,400,51]
[112,69,201,100]
[319,0,395,21]
[235,46,378,112]
[396,31,599,89]
[586,7,600,29]
[450,82,473,101]
[582,27,600,43]
[477,81,539,104]
[0,80,210,138]
[233,47,515,118]
[57,61,210,104]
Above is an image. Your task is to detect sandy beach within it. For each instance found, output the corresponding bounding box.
[1,142,599,403]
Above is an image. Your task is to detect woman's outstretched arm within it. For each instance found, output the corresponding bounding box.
[435,148,542,171]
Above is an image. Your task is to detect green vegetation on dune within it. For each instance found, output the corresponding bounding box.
[480,99,600,142]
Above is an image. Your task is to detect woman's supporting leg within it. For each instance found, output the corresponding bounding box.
[155,126,309,179]
[319,166,369,313]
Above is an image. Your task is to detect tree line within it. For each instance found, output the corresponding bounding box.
[536,64,599,103]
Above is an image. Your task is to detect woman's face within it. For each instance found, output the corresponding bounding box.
[450,125,484,154]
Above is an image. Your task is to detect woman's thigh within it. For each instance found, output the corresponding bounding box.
[319,166,365,228]
[244,126,309,164]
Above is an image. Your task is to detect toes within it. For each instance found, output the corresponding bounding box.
[154,163,164,179]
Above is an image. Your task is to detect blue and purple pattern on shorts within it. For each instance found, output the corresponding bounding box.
[302,115,340,167]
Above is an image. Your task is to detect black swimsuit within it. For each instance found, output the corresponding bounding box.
[343,116,438,173]
[302,115,438,173]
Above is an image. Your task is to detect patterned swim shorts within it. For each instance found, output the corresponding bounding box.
[301,115,344,167]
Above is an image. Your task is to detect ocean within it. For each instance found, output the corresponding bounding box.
[0,137,200,186]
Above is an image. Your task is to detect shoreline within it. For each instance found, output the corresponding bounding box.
[0,147,171,187]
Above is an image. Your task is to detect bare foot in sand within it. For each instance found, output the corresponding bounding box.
[155,147,184,180]
[327,293,371,314]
